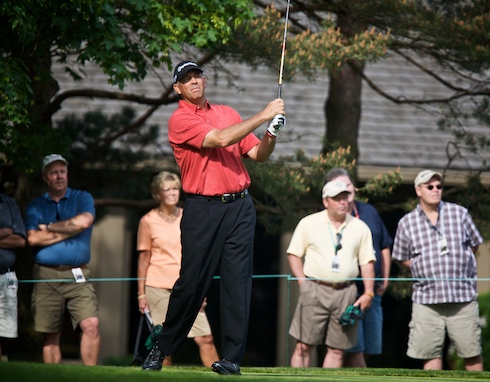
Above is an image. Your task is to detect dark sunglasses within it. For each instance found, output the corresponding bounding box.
[426,184,443,190]
[335,232,342,253]
[180,72,203,84]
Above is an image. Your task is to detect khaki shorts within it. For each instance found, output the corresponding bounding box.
[0,271,18,338]
[146,285,212,338]
[407,301,482,360]
[31,264,98,333]
[289,281,357,349]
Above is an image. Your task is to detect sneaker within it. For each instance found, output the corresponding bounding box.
[211,359,241,375]
[141,343,165,371]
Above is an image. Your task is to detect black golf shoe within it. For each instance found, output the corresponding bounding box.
[141,343,165,371]
[211,359,241,375]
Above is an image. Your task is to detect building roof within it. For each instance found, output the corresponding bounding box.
[51,52,490,185]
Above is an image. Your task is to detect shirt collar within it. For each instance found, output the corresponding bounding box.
[178,99,211,112]
[324,209,353,230]
[43,187,71,202]
[416,200,443,214]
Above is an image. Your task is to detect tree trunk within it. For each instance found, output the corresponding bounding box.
[323,12,365,163]
[26,45,59,126]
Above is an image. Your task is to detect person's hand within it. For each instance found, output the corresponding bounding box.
[354,293,374,311]
[267,115,286,137]
[138,296,149,314]
[199,299,208,312]
[263,98,285,121]
[376,281,389,296]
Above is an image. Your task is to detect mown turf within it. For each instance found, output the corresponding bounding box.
[2,362,490,382]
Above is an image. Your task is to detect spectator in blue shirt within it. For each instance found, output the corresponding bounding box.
[25,154,99,365]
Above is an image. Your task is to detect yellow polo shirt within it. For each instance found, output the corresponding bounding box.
[287,210,375,281]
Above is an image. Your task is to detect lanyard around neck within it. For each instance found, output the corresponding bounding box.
[419,201,445,237]
[327,223,345,255]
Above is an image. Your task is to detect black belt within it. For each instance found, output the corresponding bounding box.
[0,267,12,275]
[185,189,249,203]
[39,264,87,271]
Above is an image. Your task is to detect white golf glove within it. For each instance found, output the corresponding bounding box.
[267,114,286,137]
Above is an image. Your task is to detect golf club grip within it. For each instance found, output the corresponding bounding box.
[277,84,282,99]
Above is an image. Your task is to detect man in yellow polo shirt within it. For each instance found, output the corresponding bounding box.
[287,180,376,368]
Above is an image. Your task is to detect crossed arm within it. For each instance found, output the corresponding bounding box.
[0,227,26,249]
[27,212,94,247]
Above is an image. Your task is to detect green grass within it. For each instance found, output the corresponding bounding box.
[2,362,490,382]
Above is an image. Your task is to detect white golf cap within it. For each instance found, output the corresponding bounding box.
[414,170,442,187]
[322,180,351,199]
[42,154,68,172]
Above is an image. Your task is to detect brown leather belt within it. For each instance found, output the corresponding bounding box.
[310,279,352,290]
[41,264,87,271]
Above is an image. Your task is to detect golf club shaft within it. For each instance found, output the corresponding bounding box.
[277,0,291,99]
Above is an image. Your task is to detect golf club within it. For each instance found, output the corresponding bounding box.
[277,0,291,99]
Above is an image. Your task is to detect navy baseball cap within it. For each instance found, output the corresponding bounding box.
[173,60,203,83]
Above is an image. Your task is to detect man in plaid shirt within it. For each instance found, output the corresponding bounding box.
[393,170,484,371]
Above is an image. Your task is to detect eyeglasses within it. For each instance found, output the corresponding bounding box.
[180,72,203,84]
[425,184,443,190]
[335,232,342,253]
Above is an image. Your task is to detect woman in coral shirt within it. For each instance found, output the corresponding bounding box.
[136,171,218,367]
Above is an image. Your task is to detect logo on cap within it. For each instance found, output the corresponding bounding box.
[322,180,351,199]
[173,60,203,83]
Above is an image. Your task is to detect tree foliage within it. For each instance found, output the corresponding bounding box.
[56,106,160,171]
[2,0,488,234]
[0,0,254,170]
[241,0,490,80]
[226,0,490,165]
[47,106,402,235]
[246,146,402,234]
[225,4,390,80]
[1,0,403,238]
[3,0,489,173]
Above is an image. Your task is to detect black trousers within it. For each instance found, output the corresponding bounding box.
[156,194,256,365]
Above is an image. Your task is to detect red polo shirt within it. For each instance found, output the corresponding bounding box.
[168,100,260,195]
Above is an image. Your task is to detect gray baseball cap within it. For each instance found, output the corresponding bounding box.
[42,154,68,172]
